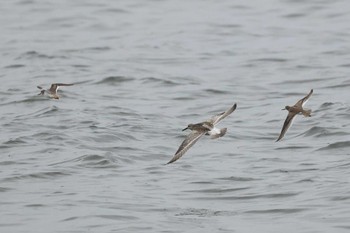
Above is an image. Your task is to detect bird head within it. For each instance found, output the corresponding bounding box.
[182,124,193,131]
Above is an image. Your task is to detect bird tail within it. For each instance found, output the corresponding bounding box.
[302,109,312,117]
[210,128,227,139]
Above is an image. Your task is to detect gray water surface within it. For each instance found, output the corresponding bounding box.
[1,0,350,232]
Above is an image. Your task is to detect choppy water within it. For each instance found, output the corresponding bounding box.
[1,0,350,232]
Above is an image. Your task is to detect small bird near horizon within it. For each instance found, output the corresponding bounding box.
[166,103,237,165]
[276,89,313,142]
[37,83,74,99]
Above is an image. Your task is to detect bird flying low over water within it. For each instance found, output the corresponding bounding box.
[166,103,237,165]
[276,89,313,142]
[37,83,74,99]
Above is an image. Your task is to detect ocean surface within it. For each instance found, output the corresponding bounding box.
[1,0,350,232]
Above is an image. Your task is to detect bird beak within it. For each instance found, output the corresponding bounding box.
[182,127,188,131]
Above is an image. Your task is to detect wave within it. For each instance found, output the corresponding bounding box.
[248,57,289,63]
[301,126,348,138]
[217,176,260,182]
[4,64,26,69]
[12,106,59,120]
[194,192,300,201]
[244,208,306,214]
[50,154,119,168]
[140,77,179,86]
[16,51,68,60]
[2,171,70,182]
[0,187,12,192]
[317,141,350,151]
[185,187,250,194]
[95,76,135,85]
[204,88,230,95]
[176,208,236,217]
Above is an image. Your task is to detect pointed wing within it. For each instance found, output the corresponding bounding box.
[276,112,297,142]
[166,131,205,164]
[294,89,313,108]
[49,83,74,93]
[37,86,43,90]
[209,103,237,125]
[54,83,74,87]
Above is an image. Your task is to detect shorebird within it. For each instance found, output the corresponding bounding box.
[37,83,74,99]
[276,89,313,142]
[166,103,237,164]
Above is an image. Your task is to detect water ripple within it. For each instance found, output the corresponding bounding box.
[217,176,260,182]
[244,208,307,214]
[140,76,180,86]
[2,171,70,182]
[195,192,300,200]
[4,64,26,69]
[50,154,119,168]
[185,187,250,193]
[176,208,236,217]
[317,141,350,151]
[16,51,68,60]
[95,76,135,85]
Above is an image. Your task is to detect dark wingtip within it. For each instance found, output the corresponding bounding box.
[276,136,281,142]
[233,103,237,110]
[165,160,173,165]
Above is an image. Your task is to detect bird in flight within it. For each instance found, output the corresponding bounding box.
[37,83,74,99]
[276,89,313,142]
[166,103,237,164]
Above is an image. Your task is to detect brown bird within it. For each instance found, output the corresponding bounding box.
[166,103,237,164]
[37,83,74,99]
[276,89,313,142]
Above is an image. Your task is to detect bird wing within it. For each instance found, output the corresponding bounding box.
[295,89,313,108]
[49,84,58,93]
[54,83,74,87]
[50,83,74,92]
[202,122,213,130]
[166,131,205,164]
[209,103,237,125]
[276,111,297,142]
